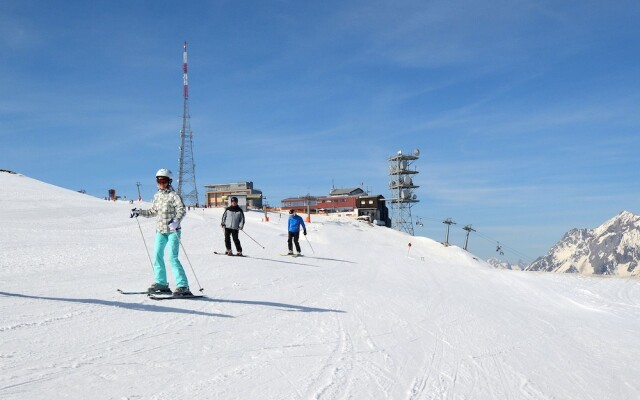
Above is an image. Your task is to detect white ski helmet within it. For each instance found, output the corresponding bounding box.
[156,168,173,180]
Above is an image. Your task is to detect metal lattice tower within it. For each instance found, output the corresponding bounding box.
[177,41,199,206]
[388,149,420,235]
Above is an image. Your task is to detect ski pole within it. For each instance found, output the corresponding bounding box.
[241,229,265,249]
[304,233,315,254]
[174,231,205,293]
[134,216,154,271]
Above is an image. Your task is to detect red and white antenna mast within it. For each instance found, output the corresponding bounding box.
[182,41,189,99]
[177,41,199,206]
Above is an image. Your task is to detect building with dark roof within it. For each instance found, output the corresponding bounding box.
[356,195,390,226]
[329,187,365,197]
[281,187,388,219]
[280,195,318,214]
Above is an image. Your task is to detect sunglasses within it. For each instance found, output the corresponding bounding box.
[156,178,169,183]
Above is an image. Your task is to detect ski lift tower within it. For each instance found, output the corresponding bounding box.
[177,41,200,206]
[388,149,420,235]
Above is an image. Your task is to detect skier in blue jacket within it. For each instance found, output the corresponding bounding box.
[287,209,307,255]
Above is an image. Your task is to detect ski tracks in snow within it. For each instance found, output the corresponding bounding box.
[296,283,398,398]
[305,315,356,399]
[0,294,221,397]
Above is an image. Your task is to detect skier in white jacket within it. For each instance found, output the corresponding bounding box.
[131,168,191,296]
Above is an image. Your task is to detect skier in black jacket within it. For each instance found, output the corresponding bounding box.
[221,197,245,256]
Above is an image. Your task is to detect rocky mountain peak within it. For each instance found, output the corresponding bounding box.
[527,211,640,277]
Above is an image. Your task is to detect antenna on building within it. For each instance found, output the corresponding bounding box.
[388,149,420,235]
[177,41,199,207]
[462,224,476,250]
[443,218,456,246]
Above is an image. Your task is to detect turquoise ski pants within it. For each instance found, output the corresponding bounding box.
[153,231,189,288]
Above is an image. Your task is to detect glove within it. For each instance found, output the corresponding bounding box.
[303,230,307,236]
[130,208,140,218]
[169,219,180,231]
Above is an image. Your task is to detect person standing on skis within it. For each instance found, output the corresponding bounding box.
[221,196,245,256]
[287,209,307,255]
[130,168,192,296]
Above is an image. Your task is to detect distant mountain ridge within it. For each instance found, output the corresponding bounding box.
[486,258,527,271]
[527,211,640,276]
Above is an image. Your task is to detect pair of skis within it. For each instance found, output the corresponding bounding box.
[280,253,304,258]
[214,251,305,258]
[117,289,205,301]
[213,251,246,257]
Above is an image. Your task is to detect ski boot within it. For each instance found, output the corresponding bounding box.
[173,287,193,297]
[148,283,171,295]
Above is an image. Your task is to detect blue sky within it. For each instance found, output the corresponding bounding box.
[2,0,639,263]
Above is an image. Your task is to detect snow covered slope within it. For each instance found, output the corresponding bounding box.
[528,211,640,276]
[1,171,639,399]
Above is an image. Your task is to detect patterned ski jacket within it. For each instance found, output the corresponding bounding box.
[221,205,245,230]
[139,188,186,233]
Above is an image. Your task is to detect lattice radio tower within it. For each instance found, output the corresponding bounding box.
[177,41,199,206]
[388,149,420,235]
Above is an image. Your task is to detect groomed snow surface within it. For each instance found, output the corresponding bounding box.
[1,172,639,400]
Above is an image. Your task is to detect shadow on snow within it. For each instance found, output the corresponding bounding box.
[0,291,345,315]
[247,256,321,267]
[0,291,232,318]
[200,297,346,313]
[299,255,356,264]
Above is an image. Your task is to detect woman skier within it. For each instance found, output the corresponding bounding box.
[131,168,192,296]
